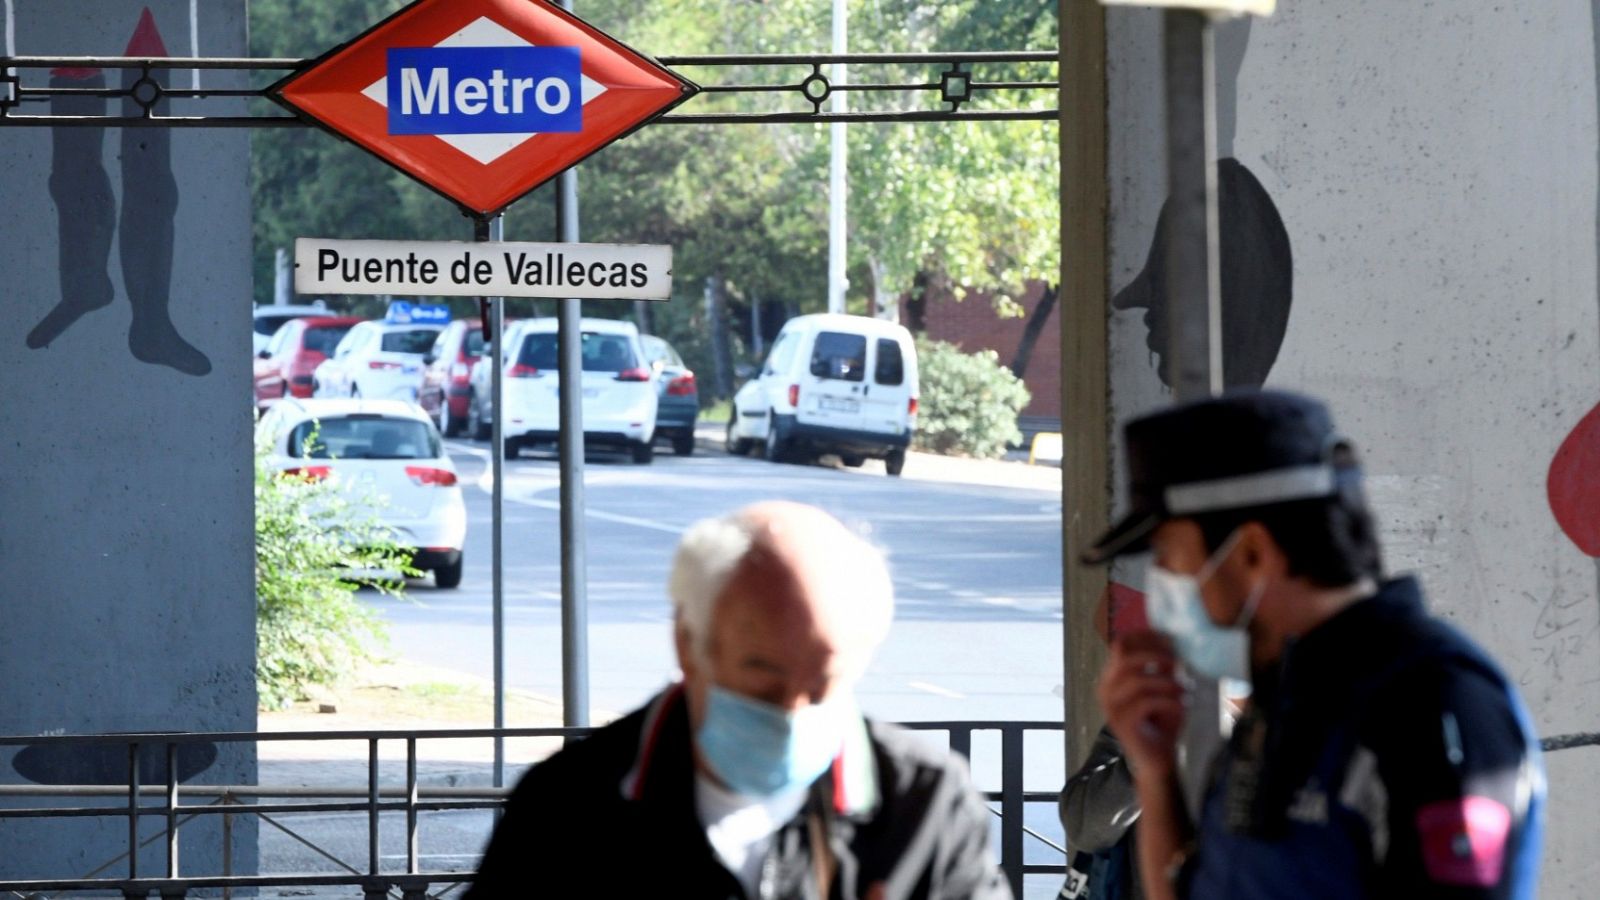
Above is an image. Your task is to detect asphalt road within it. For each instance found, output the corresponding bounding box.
[374,436,1066,727]
[261,436,1070,897]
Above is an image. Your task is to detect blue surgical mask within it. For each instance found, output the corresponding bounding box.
[696,684,853,797]
[1144,529,1264,683]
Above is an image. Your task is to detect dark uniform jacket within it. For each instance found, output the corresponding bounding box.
[466,684,1011,899]
[1181,577,1545,899]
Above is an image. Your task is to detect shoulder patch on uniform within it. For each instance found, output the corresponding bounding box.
[1417,795,1512,887]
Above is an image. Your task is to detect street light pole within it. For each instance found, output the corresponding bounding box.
[827,0,848,315]
[1162,8,1225,812]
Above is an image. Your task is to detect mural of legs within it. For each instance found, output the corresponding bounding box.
[121,8,209,376]
[26,68,116,350]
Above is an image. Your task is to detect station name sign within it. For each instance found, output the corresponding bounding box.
[294,237,672,299]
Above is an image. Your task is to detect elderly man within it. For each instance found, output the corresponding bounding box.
[467,501,1008,899]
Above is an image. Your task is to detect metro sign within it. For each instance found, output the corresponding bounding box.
[271,0,696,216]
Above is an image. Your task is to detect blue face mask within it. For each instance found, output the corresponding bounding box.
[1144,529,1264,683]
[696,684,853,797]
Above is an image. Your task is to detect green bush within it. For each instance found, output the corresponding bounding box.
[912,338,1030,459]
[254,437,414,710]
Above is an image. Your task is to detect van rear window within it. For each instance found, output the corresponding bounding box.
[875,339,905,386]
[810,332,867,382]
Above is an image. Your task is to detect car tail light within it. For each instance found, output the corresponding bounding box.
[405,466,458,487]
[282,466,332,481]
[368,360,403,371]
[615,367,651,382]
[788,384,800,407]
[666,373,697,396]
[908,397,919,416]
[509,363,542,378]
[450,362,469,378]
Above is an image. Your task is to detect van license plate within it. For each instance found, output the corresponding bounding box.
[820,397,859,413]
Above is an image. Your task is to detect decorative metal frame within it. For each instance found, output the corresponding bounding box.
[0,51,1057,127]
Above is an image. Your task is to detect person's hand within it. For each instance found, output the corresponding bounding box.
[1097,630,1185,782]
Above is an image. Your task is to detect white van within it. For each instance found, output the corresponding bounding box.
[727,313,919,475]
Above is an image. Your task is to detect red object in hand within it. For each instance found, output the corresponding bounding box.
[1548,401,1600,556]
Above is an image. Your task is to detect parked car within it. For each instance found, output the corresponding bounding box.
[255,397,467,588]
[312,319,444,401]
[466,317,658,464]
[640,334,698,456]
[254,316,364,412]
[726,313,919,475]
[419,319,491,437]
[252,303,327,356]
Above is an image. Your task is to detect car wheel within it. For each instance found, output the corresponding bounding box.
[632,440,654,464]
[725,408,752,455]
[842,454,865,468]
[434,556,464,589]
[885,448,906,477]
[468,393,491,441]
[673,434,695,457]
[763,415,788,463]
[440,398,461,437]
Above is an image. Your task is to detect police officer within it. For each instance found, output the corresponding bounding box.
[1083,390,1545,900]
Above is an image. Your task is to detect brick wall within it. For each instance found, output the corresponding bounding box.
[905,280,1061,421]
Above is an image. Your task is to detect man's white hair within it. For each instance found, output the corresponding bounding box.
[668,506,895,661]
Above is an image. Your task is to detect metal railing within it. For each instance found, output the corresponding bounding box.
[0,722,1066,899]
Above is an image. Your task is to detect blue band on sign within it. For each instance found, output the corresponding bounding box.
[386,46,582,136]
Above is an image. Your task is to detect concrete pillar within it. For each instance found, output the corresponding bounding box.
[0,0,256,879]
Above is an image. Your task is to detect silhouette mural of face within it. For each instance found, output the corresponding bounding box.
[1112,18,1293,390]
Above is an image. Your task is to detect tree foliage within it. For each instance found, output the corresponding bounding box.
[911,338,1030,459]
[254,433,413,710]
[249,0,1059,397]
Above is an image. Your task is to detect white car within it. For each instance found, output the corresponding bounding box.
[252,303,326,356]
[727,313,919,475]
[312,320,444,401]
[466,317,658,464]
[256,398,468,587]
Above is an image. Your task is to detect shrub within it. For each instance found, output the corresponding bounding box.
[254,437,414,710]
[912,338,1030,459]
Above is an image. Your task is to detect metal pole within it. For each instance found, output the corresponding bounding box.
[827,0,849,314]
[554,3,590,729]
[480,213,507,789]
[1162,9,1224,813]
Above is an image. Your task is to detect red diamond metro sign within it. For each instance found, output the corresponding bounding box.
[271,0,697,217]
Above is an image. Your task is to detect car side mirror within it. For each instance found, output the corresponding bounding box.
[422,351,437,365]
[257,349,271,360]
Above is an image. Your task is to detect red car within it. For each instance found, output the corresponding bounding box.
[418,318,492,437]
[253,316,365,412]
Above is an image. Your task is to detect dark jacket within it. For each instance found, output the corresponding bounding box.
[1181,577,1545,899]
[466,684,1011,899]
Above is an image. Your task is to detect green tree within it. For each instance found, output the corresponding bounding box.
[254,433,414,710]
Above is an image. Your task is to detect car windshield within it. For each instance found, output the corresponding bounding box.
[303,325,353,357]
[518,332,638,373]
[288,416,440,460]
[381,329,439,354]
[810,331,867,382]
